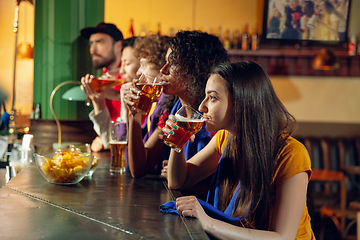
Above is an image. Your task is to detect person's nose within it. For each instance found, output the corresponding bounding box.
[160,63,169,75]
[119,65,125,76]
[90,43,97,55]
[198,99,208,113]
[136,68,143,78]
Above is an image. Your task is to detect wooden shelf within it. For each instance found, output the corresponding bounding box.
[228,49,360,77]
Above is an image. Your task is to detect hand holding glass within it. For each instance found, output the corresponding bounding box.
[83,69,124,106]
[163,105,204,153]
[130,73,163,115]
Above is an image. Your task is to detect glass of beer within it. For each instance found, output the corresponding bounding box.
[87,74,125,93]
[83,69,124,106]
[131,73,163,115]
[109,119,128,173]
[163,105,204,153]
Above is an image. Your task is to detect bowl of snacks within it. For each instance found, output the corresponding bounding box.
[35,148,93,185]
[68,144,99,177]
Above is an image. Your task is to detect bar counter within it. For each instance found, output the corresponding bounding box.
[0,151,209,239]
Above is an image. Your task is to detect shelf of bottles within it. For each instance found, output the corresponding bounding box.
[221,25,360,77]
[228,48,360,77]
[213,24,359,77]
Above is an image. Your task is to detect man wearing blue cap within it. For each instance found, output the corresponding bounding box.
[80,22,124,152]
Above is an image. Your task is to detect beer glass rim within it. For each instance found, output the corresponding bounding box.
[177,105,203,118]
[137,73,162,84]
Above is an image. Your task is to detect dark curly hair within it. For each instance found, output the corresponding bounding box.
[134,34,170,70]
[169,30,229,108]
[134,34,176,117]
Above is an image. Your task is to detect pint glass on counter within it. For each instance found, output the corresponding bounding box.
[109,119,128,173]
[131,73,162,115]
[163,105,204,153]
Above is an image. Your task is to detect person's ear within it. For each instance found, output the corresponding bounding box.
[115,40,122,54]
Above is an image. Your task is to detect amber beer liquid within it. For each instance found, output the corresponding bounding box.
[110,141,127,173]
[88,78,125,93]
[164,115,204,153]
[132,83,162,114]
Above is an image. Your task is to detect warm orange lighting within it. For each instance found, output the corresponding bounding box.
[17,42,33,59]
[313,48,339,70]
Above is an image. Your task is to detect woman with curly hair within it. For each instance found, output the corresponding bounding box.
[161,61,315,239]
[122,34,175,178]
[124,31,229,178]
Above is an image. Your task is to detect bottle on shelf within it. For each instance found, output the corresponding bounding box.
[251,24,259,51]
[348,36,356,56]
[215,26,223,44]
[30,104,35,119]
[231,30,240,49]
[241,24,250,50]
[128,19,134,38]
[157,22,161,35]
[223,29,231,50]
[34,103,41,119]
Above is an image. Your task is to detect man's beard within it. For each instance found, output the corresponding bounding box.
[92,52,116,69]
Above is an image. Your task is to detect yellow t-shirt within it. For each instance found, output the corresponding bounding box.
[215,130,315,240]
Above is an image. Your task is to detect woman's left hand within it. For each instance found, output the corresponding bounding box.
[176,196,210,225]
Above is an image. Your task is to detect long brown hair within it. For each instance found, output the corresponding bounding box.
[213,61,296,230]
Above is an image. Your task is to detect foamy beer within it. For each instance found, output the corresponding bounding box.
[109,119,128,173]
[164,105,204,153]
[131,73,163,115]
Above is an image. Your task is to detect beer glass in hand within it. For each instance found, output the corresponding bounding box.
[109,119,128,173]
[131,73,163,115]
[163,105,204,153]
[83,69,124,106]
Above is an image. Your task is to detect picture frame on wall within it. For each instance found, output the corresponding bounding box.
[261,0,351,46]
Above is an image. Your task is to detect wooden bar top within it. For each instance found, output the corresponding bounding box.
[0,151,209,240]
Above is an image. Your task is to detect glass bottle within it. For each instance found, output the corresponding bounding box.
[128,19,134,38]
[223,29,231,50]
[157,22,161,35]
[241,24,250,50]
[251,24,259,51]
[34,103,41,119]
[30,104,35,119]
[232,30,240,49]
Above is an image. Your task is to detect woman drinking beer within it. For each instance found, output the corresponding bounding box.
[162,61,315,239]
[122,34,175,176]
[123,31,229,179]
